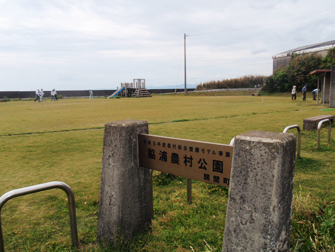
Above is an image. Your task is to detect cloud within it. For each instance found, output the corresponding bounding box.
[0,0,335,91]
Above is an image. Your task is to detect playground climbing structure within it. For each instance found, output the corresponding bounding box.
[108,79,151,98]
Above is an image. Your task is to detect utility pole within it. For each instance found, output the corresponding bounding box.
[185,32,191,203]
[184,33,187,94]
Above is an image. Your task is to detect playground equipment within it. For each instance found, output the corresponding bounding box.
[109,86,125,98]
[108,79,151,98]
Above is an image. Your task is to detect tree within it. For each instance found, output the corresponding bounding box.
[321,47,335,69]
[263,52,322,93]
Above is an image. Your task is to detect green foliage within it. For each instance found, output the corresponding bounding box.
[291,190,335,251]
[57,95,63,99]
[263,53,322,93]
[202,183,229,196]
[2,96,11,102]
[321,47,335,69]
[196,75,266,90]
[263,70,289,93]
[153,172,183,186]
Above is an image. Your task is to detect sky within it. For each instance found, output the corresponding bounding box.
[0,0,335,91]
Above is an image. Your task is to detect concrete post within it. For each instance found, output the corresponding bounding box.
[97,120,152,244]
[222,131,296,252]
[330,65,335,107]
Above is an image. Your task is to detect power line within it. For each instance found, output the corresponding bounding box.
[188,12,335,37]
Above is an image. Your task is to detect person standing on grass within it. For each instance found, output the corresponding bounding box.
[54,89,58,101]
[89,89,93,99]
[291,85,296,100]
[34,89,40,102]
[51,89,56,101]
[302,84,307,101]
[39,89,45,102]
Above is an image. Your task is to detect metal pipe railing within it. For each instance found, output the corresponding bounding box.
[0,181,78,252]
[187,178,192,204]
[283,124,301,158]
[317,119,331,149]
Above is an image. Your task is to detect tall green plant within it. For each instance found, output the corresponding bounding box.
[291,190,335,251]
[264,53,322,93]
[196,75,266,90]
[286,53,322,91]
[321,47,335,69]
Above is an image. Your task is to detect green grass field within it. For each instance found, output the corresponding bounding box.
[1,93,335,251]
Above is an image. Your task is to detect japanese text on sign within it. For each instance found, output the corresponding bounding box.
[138,134,233,187]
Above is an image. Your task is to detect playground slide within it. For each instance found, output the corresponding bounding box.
[108,86,125,98]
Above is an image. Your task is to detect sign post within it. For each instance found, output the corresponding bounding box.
[98,120,296,251]
[138,134,233,187]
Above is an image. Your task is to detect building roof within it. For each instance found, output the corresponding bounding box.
[309,69,331,75]
[273,40,335,59]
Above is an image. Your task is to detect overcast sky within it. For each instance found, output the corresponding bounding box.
[1,0,335,91]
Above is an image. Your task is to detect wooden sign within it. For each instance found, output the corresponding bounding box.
[138,134,233,187]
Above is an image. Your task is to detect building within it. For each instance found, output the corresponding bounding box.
[309,68,335,107]
[272,40,335,73]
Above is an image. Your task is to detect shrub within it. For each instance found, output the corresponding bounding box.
[2,96,10,102]
[196,75,266,90]
[321,47,335,69]
[263,53,322,93]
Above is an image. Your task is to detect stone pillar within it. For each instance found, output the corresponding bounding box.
[222,131,296,252]
[330,65,335,107]
[97,120,152,244]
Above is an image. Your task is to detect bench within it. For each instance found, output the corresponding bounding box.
[303,115,335,130]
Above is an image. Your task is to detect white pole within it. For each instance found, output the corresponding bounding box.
[184,33,187,94]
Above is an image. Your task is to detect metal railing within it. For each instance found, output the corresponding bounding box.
[0,181,78,252]
[317,119,331,149]
[283,125,301,158]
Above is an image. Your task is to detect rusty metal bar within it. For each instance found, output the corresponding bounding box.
[323,74,326,107]
[283,124,301,158]
[187,179,192,204]
[150,170,154,219]
[317,77,319,104]
[317,119,331,148]
[0,181,78,252]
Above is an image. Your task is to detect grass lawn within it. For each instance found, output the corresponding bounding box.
[1,93,335,251]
